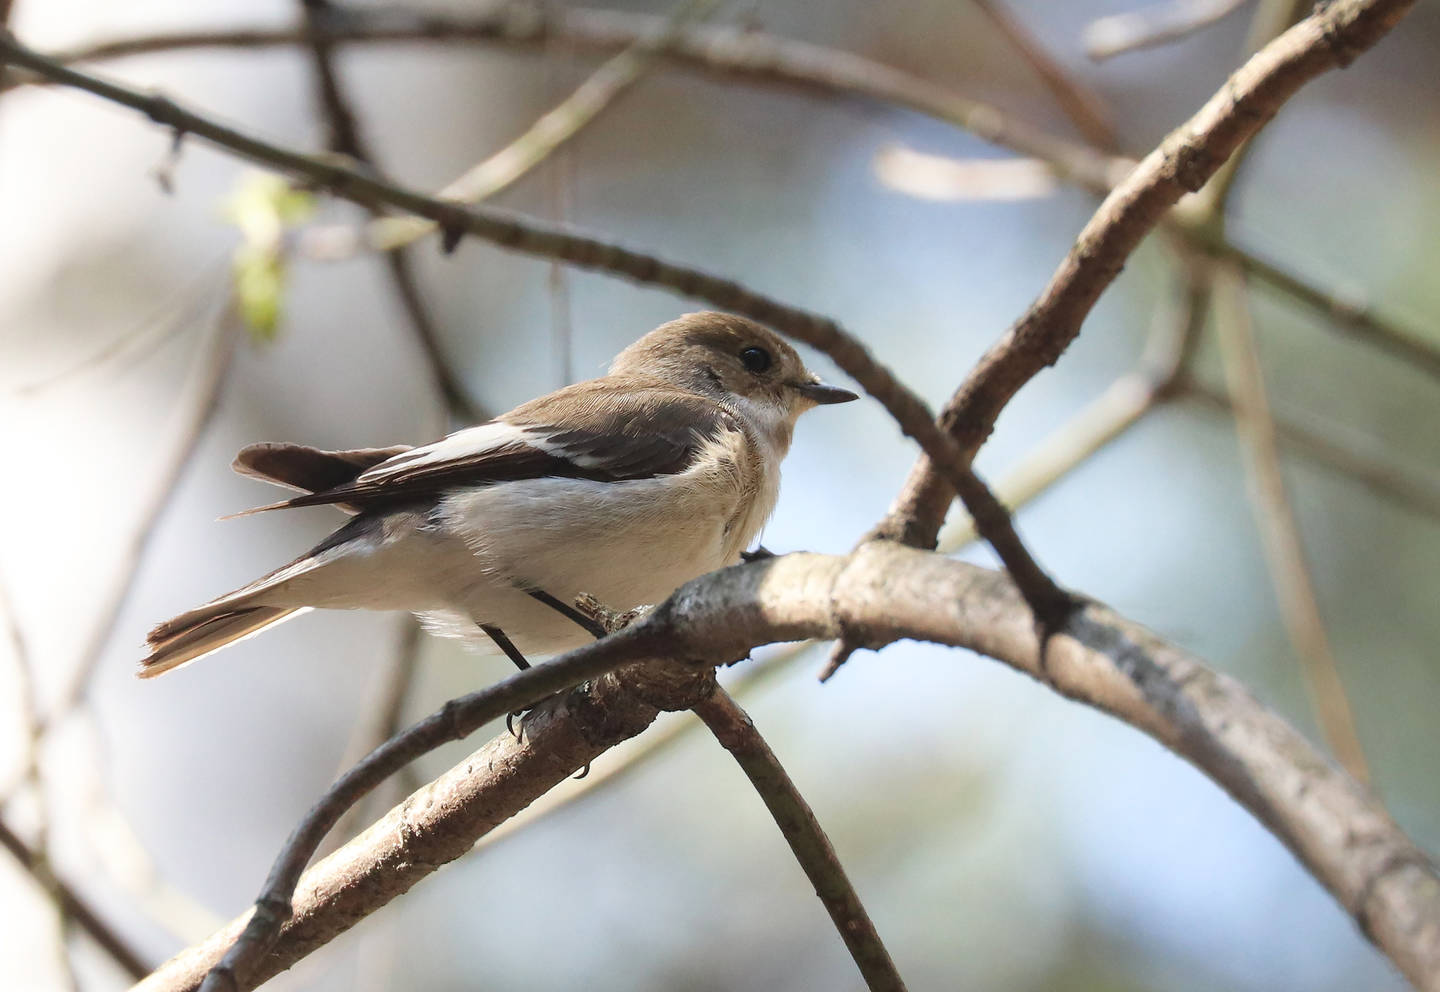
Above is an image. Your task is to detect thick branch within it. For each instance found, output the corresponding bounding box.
[871,0,1418,549]
[138,547,1440,991]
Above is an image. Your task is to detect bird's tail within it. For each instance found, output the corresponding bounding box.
[139,604,306,678]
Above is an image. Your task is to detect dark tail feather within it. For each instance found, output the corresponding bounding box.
[140,606,303,678]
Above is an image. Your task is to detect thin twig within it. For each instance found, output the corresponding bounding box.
[970,0,1117,149]
[693,687,907,992]
[869,0,1418,550]
[1182,379,1440,521]
[0,815,152,981]
[1085,0,1252,61]
[0,31,1073,631]
[1184,222,1440,380]
[137,547,1440,992]
[1212,266,1371,783]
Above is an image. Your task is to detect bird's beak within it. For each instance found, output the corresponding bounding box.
[791,378,860,405]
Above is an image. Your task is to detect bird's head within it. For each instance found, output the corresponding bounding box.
[611,312,858,439]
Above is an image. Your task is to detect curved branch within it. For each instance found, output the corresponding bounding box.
[137,547,1440,991]
[871,0,1418,549]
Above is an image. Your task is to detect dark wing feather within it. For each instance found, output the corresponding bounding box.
[233,443,413,493]
[234,383,737,515]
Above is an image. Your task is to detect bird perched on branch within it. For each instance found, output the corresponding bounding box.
[140,311,857,677]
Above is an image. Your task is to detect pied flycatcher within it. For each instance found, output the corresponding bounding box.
[140,311,857,677]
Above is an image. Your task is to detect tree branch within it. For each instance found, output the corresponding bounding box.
[970,0,1117,149]
[870,0,1418,550]
[693,687,907,992]
[1212,265,1371,783]
[136,547,1440,992]
[1181,377,1440,521]
[294,0,486,425]
[0,816,152,981]
[1084,0,1251,62]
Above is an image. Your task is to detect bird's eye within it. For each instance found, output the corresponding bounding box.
[740,346,772,374]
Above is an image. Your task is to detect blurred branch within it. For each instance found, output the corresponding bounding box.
[0,29,1074,633]
[1182,378,1440,521]
[694,687,906,992]
[322,616,425,856]
[1181,221,1440,381]
[138,547,1440,992]
[42,293,238,726]
[323,0,721,259]
[2,560,83,992]
[0,814,152,981]
[1084,0,1251,61]
[869,0,1418,550]
[295,0,485,425]
[970,0,1117,148]
[1213,266,1372,781]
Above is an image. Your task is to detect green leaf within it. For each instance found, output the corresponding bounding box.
[220,173,316,341]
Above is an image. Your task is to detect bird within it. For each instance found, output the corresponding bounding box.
[139,311,858,678]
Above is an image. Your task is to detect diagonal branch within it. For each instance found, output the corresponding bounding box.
[1212,265,1371,783]
[0,816,152,981]
[870,0,1418,550]
[1181,378,1440,521]
[137,548,1440,992]
[970,0,1117,149]
[693,687,907,992]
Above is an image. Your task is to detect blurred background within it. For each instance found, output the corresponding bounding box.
[2,0,1438,989]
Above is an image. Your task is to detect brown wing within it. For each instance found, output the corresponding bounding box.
[235,382,738,514]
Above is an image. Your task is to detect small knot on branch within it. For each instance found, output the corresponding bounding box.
[818,640,858,682]
[437,204,469,254]
[1164,138,1218,193]
[1317,9,1366,68]
[573,593,648,635]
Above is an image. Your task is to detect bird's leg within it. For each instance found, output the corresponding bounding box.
[523,588,608,639]
[478,623,532,741]
[520,586,620,779]
[480,623,530,671]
